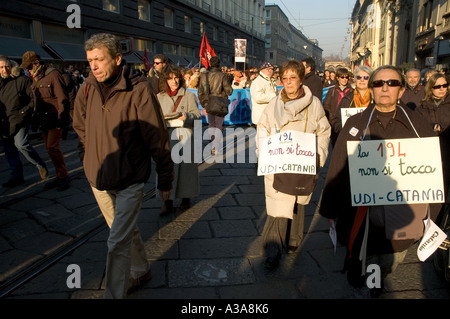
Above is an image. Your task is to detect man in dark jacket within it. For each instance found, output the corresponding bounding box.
[73,33,173,299]
[21,51,71,191]
[0,55,48,187]
[198,56,233,155]
[400,68,424,110]
[147,53,168,95]
[301,57,323,101]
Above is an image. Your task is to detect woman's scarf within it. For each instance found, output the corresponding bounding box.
[353,88,371,108]
[167,87,179,97]
[274,86,307,129]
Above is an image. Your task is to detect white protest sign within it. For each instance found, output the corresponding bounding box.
[257,130,316,176]
[340,107,366,127]
[417,217,447,261]
[347,137,445,206]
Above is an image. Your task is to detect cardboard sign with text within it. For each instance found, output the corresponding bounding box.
[347,137,445,206]
[340,107,366,127]
[257,130,316,176]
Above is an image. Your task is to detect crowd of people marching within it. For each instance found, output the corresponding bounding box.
[0,35,448,299]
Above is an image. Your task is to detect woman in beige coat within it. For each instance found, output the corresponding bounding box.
[256,60,331,269]
[157,64,201,215]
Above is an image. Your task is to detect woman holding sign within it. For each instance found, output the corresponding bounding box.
[330,65,373,139]
[319,65,440,297]
[256,60,331,269]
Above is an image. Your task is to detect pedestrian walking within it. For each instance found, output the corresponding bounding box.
[0,55,48,187]
[323,67,353,146]
[319,65,440,297]
[417,72,450,219]
[400,68,424,110]
[20,51,70,191]
[197,56,233,155]
[330,65,373,137]
[72,33,174,299]
[250,61,278,126]
[256,60,331,269]
[157,64,201,215]
[147,53,168,94]
[301,57,323,101]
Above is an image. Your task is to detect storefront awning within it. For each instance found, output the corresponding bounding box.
[122,52,143,64]
[0,36,53,60]
[43,41,87,62]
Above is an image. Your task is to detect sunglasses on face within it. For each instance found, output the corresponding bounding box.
[339,76,349,79]
[356,75,369,80]
[372,79,402,88]
[432,83,449,89]
[153,61,163,65]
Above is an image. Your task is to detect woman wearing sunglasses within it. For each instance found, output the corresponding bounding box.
[319,65,439,297]
[323,67,353,146]
[418,73,450,221]
[330,65,373,138]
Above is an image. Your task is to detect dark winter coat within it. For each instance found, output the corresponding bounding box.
[417,94,450,190]
[319,103,440,254]
[197,67,233,108]
[31,67,70,132]
[73,62,173,192]
[302,72,323,102]
[0,74,34,136]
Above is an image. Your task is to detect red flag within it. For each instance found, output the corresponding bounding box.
[143,48,151,70]
[199,32,216,69]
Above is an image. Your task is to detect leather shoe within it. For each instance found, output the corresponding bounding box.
[45,177,70,191]
[56,176,70,191]
[264,256,280,270]
[180,198,190,210]
[38,166,48,180]
[160,199,173,215]
[127,269,152,295]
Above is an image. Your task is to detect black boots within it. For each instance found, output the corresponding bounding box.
[180,198,190,210]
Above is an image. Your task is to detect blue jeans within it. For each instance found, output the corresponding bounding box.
[1,125,46,179]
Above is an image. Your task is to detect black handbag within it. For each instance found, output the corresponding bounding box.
[272,107,319,196]
[205,72,229,117]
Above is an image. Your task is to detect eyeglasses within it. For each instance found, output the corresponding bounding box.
[432,83,449,89]
[153,61,163,65]
[356,75,369,80]
[339,76,349,79]
[372,79,402,88]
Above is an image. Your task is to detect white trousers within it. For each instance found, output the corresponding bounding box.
[91,183,149,299]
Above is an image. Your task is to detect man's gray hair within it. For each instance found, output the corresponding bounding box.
[85,33,122,58]
[0,55,11,65]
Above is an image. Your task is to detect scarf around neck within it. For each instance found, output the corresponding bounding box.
[353,88,371,108]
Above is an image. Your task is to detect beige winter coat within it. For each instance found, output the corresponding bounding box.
[250,72,278,125]
[256,86,331,219]
[157,88,201,199]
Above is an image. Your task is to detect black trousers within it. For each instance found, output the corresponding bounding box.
[262,204,305,259]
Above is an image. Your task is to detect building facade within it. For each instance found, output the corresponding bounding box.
[264,4,323,69]
[350,0,450,72]
[0,0,266,71]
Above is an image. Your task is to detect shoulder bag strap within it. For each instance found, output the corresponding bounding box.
[172,95,183,112]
